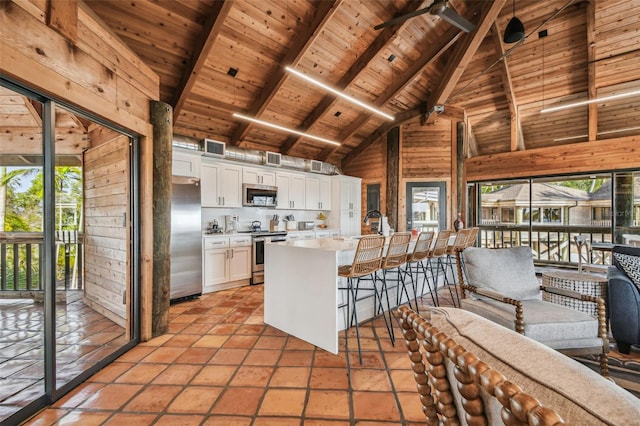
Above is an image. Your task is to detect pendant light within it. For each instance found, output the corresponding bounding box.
[503,0,525,43]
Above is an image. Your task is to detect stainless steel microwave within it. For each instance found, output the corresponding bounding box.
[243,183,278,207]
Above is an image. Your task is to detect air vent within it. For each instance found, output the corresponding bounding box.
[204,138,225,157]
[265,151,281,166]
[310,160,323,173]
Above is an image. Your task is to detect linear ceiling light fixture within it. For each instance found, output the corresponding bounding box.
[285,66,395,121]
[553,125,640,142]
[540,89,640,113]
[232,113,341,146]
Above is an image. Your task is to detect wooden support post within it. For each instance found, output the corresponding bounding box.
[386,127,400,231]
[150,101,172,337]
[456,122,465,222]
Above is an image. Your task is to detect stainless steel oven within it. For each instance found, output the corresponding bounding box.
[251,232,287,284]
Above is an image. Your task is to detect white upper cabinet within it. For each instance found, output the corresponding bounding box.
[243,166,276,186]
[329,175,362,236]
[319,176,332,211]
[305,176,320,210]
[201,161,242,208]
[336,176,360,212]
[276,171,306,209]
[305,175,332,211]
[172,148,201,177]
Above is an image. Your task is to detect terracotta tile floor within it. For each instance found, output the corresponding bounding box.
[22,283,640,425]
[0,293,126,421]
[23,285,451,425]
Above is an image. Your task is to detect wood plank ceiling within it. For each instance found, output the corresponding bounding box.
[9,0,640,167]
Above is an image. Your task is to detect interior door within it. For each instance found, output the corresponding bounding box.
[406,182,446,232]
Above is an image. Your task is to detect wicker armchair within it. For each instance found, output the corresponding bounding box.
[456,246,609,376]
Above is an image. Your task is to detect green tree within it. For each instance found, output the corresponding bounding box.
[1,166,82,231]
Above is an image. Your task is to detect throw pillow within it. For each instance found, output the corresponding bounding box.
[612,251,640,292]
[463,246,541,300]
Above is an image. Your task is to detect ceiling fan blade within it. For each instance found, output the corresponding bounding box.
[435,7,476,32]
[374,6,432,30]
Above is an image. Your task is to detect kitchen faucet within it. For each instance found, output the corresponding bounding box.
[363,209,384,235]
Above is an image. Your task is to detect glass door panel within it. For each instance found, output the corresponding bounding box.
[0,86,46,421]
[54,105,132,392]
[613,171,640,246]
[478,179,529,249]
[406,182,446,232]
[531,174,611,265]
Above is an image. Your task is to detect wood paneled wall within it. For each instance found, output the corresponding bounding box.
[345,116,456,232]
[83,135,130,330]
[1,0,159,340]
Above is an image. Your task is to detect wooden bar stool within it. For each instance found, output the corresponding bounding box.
[425,230,452,306]
[405,231,436,307]
[442,229,471,307]
[379,232,413,320]
[337,235,385,364]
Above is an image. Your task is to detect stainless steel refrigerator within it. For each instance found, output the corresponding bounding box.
[170,175,202,301]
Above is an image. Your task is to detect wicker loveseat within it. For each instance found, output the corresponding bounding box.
[396,306,640,425]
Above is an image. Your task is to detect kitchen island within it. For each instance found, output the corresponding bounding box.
[264,237,413,354]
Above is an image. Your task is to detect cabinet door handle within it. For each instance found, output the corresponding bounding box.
[230,249,234,258]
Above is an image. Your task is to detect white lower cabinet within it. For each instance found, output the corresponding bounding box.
[203,236,251,293]
[314,230,330,239]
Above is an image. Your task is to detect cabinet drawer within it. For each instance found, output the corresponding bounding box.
[204,238,229,250]
[229,236,252,247]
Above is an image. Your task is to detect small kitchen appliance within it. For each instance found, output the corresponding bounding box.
[225,215,239,233]
[207,220,222,234]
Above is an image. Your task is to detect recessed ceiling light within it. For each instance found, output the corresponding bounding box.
[232,113,340,146]
[334,111,342,117]
[227,67,238,77]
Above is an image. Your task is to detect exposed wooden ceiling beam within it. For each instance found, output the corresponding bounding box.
[341,107,422,168]
[172,0,232,120]
[280,0,428,155]
[319,27,463,161]
[491,22,524,151]
[229,0,343,147]
[464,110,479,157]
[23,97,43,127]
[424,0,507,124]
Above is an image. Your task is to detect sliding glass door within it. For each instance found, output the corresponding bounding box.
[0,80,140,424]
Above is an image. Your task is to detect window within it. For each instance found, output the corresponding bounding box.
[501,208,515,223]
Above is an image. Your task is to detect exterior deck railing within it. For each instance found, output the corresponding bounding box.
[478,224,612,267]
[0,232,83,292]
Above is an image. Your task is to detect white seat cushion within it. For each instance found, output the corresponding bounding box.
[461,298,601,349]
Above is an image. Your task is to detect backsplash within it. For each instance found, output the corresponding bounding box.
[202,207,326,233]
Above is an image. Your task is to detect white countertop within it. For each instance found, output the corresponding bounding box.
[270,237,359,252]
